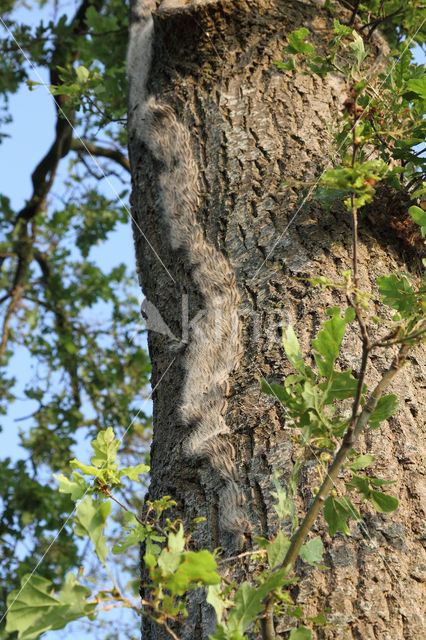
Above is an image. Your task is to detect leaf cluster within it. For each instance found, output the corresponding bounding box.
[262,303,403,536]
[276,16,426,206]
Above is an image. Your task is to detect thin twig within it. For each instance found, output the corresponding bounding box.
[260,595,275,640]
[70,139,130,173]
[217,549,266,565]
[0,286,22,361]
[162,620,181,640]
[371,324,426,348]
[347,342,370,434]
[97,486,145,526]
[276,81,418,575]
[359,6,408,39]
[348,0,361,26]
[351,103,360,290]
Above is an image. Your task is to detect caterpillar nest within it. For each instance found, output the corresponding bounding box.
[128,0,249,540]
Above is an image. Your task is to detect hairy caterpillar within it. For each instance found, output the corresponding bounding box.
[128,0,249,540]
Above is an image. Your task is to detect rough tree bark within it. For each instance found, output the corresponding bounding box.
[128,1,425,638]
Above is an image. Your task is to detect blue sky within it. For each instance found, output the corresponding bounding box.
[0,73,137,459]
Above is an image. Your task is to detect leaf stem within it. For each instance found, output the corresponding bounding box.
[98,485,145,526]
[371,321,426,348]
[260,595,275,640]
[280,342,409,575]
[351,100,359,289]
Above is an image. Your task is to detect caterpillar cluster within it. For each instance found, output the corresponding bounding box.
[128,0,249,539]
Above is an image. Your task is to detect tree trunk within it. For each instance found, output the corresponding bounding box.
[128,1,425,638]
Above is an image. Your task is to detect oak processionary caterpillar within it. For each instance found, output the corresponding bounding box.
[128,0,249,540]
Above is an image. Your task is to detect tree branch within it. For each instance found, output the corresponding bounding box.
[15,0,105,225]
[70,139,130,173]
[0,228,34,363]
[0,286,22,361]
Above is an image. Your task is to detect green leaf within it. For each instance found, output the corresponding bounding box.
[299,537,323,565]
[323,496,360,536]
[162,550,220,595]
[349,31,367,68]
[377,275,417,317]
[207,584,230,623]
[157,524,186,577]
[261,378,289,403]
[312,307,354,377]
[322,369,360,402]
[148,495,177,518]
[212,626,245,640]
[274,58,296,71]
[153,525,220,596]
[368,394,399,430]
[409,205,426,236]
[369,491,399,513]
[90,427,121,468]
[144,553,156,568]
[70,459,102,478]
[56,471,87,500]
[405,77,426,100]
[256,531,291,569]
[409,205,426,225]
[63,340,78,354]
[283,325,306,373]
[346,474,370,499]
[346,454,376,471]
[228,570,288,634]
[118,463,150,480]
[284,28,315,55]
[289,627,312,640]
[6,573,95,639]
[300,380,324,416]
[168,523,185,553]
[271,469,297,526]
[74,496,110,564]
[333,20,352,37]
[179,550,220,585]
[112,513,162,554]
[76,65,90,84]
[369,477,396,487]
[112,525,146,553]
[158,547,181,577]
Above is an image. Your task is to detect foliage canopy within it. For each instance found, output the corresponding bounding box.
[0,1,150,631]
